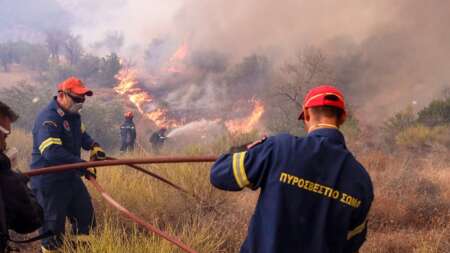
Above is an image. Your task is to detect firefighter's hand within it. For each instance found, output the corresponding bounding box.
[83,168,97,179]
[90,145,106,161]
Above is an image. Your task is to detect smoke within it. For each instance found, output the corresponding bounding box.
[174,0,388,60]
[56,0,183,49]
[327,0,450,121]
[65,0,449,123]
[173,0,450,121]
[3,0,450,124]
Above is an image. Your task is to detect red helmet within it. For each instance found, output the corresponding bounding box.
[124,111,133,119]
[58,77,93,96]
[298,84,346,120]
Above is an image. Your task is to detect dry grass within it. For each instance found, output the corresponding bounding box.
[6,129,450,252]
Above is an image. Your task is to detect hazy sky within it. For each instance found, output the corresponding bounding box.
[57,0,184,46]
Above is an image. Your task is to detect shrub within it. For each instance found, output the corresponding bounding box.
[395,124,450,150]
[417,97,450,127]
[383,106,417,147]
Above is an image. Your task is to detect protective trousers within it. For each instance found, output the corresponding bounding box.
[33,177,95,250]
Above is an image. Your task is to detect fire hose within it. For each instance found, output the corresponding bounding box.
[23,156,219,253]
[106,157,200,199]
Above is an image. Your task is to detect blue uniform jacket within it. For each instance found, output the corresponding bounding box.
[30,98,96,188]
[211,128,374,253]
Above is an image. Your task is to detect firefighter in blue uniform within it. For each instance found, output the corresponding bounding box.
[210,85,374,253]
[120,111,136,152]
[149,128,167,154]
[30,77,106,253]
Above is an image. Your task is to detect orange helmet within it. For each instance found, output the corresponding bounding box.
[124,111,133,119]
[58,77,93,96]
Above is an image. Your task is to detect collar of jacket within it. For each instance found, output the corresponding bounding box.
[308,128,346,147]
[48,97,80,119]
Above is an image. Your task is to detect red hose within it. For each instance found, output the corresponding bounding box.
[23,156,219,253]
[23,156,218,177]
[87,177,198,253]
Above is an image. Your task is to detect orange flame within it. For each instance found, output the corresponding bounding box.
[225,100,265,134]
[165,42,189,73]
[170,42,188,62]
[114,67,179,128]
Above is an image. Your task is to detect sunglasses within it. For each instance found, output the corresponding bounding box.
[0,125,10,137]
[66,92,86,103]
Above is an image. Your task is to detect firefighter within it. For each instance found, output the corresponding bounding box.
[210,85,374,253]
[30,77,106,253]
[0,101,43,253]
[149,128,167,154]
[120,112,136,152]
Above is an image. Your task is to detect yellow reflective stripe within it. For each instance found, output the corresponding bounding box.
[39,138,62,154]
[92,146,102,153]
[232,151,250,188]
[347,220,367,240]
[81,123,86,133]
[232,153,243,188]
[239,152,250,187]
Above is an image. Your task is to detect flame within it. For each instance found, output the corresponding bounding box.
[165,42,189,73]
[170,42,188,62]
[225,100,265,134]
[114,67,179,128]
[114,69,139,95]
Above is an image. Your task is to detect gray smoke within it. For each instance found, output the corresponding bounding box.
[174,0,450,121]
[2,0,450,123]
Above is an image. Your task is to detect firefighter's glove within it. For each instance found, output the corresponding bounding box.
[90,145,106,161]
[83,168,97,179]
